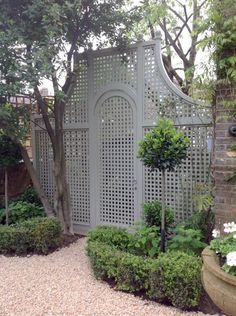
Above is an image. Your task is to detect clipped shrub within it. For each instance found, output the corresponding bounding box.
[0,217,62,255]
[86,240,120,279]
[142,200,174,229]
[168,226,207,255]
[20,217,62,254]
[128,225,160,258]
[116,252,152,292]
[0,225,30,254]
[87,225,130,251]
[18,185,42,206]
[148,251,202,309]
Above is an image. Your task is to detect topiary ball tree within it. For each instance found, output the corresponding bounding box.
[138,118,190,252]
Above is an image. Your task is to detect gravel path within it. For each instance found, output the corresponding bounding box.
[0,238,207,316]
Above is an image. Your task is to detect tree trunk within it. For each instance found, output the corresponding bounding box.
[53,130,73,235]
[4,168,9,225]
[160,169,166,252]
[19,144,55,217]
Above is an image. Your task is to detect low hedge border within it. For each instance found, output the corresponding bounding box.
[0,217,62,255]
[87,227,203,310]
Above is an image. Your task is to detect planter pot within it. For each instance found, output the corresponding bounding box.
[202,247,236,316]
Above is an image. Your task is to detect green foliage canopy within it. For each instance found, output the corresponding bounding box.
[138,119,190,172]
[0,134,22,168]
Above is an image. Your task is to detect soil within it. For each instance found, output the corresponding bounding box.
[60,233,85,249]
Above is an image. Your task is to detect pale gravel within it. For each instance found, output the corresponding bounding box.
[0,238,209,316]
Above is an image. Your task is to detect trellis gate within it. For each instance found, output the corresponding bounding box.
[33,35,212,234]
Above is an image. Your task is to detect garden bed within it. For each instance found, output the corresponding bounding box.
[86,225,203,311]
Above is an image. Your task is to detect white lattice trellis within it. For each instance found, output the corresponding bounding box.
[33,36,212,233]
[98,96,135,225]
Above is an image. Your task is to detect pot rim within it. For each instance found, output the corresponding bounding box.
[202,247,236,286]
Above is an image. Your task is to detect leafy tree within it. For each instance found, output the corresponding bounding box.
[0,135,22,225]
[0,102,55,217]
[135,0,208,95]
[0,0,140,234]
[138,118,190,251]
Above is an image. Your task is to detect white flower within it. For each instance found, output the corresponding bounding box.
[226,252,236,267]
[234,234,236,239]
[223,222,236,234]
[212,229,220,238]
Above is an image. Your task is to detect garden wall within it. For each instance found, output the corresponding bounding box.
[214,85,236,224]
[0,162,31,199]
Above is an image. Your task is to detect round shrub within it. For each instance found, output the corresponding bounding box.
[148,251,202,309]
[143,200,174,228]
[0,225,30,254]
[20,217,62,254]
[87,225,130,251]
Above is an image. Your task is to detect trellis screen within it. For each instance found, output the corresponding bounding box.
[33,35,212,233]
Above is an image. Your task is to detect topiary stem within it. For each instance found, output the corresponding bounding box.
[161,169,166,252]
[5,168,9,226]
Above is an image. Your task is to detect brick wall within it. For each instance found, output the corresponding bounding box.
[213,85,236,225]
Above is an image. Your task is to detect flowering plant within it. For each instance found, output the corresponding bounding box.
[210,222,236,276]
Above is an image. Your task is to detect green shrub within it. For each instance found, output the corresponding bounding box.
[116,252,152,292]
[18,185,42,206]
[142,200,174,229]
[147,251,202,309]
[168,226,207,255]
[9,201,45,224]
[0,217,62,255]
[128,225,160,258]
[86,240,120,279]
[0,201,45,225]
[0,225,30,254]
[184,208,215,243]
[20,217,62,254]
[87,225,130,251]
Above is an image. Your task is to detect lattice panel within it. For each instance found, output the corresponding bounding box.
[143,46,209,122]
[99,96,135,225]
[143,125,212,221]
[64,130,90,224]
[93,50,137,94]
[64,59,88,125]
[35,131,54,203]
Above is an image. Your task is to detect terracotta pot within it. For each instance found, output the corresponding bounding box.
[202,247,236,316]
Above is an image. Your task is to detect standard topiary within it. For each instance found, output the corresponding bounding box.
[138,118,190,251]
[147,251,202,309]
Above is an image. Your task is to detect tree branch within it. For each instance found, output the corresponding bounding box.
[34,86,56,151]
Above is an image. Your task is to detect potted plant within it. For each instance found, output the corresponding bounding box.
[202,222,236,316]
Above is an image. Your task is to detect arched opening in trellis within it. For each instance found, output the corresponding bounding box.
[33,35,212,234]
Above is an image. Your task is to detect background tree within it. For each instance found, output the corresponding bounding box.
[135,0,208,95]
[0,135,22,225]
[0,0,141,234]
[138,119,190,252]
[0,102,55,217]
